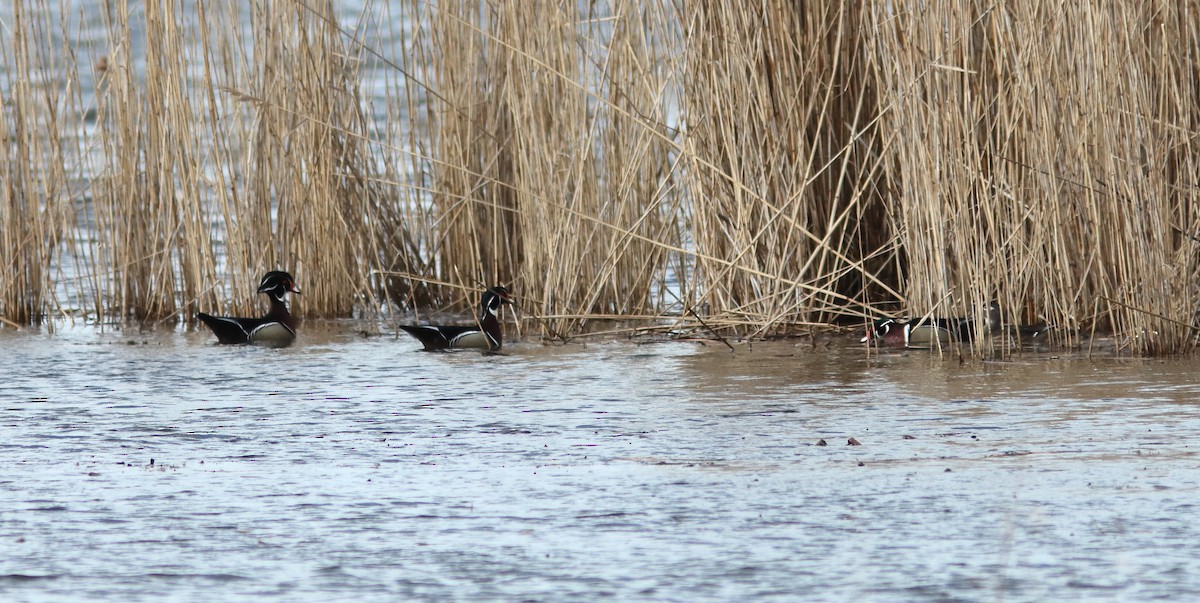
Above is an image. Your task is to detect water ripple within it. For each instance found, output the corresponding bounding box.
[1,329,1199,601]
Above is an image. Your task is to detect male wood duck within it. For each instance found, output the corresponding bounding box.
[863,301,1001,348]
[399,286,513,351]
[197,271,300,347]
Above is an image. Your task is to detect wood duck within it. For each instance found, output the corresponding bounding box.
[863,301,1001,349]
[197,271,300,347]
[399,286,513,351]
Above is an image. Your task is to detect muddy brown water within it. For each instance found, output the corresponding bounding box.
[2,324,1199,601]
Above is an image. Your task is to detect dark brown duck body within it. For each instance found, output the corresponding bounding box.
[400,286,513,351]
[197,271,300,347]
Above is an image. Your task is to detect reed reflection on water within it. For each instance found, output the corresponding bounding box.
[2,325,1199,601]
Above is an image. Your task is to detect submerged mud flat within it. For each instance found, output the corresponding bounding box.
[2,324,1199,601]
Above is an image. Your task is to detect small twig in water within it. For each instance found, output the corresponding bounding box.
[687,307,735,352]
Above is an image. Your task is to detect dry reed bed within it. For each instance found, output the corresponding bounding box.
[0,1,1198,354]
[0,4,73,326]
[866,1,1200,353]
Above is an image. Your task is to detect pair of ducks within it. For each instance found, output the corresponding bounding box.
[197,271,513,351]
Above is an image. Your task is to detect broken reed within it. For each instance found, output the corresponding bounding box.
[1,0,1199,355]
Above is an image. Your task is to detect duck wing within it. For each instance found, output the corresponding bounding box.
[197,312,258,345]
[399,324,490,350]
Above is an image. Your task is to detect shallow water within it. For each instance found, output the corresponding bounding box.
[2,325,1199,601]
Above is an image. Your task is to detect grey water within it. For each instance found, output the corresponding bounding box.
[3,324,1200,601]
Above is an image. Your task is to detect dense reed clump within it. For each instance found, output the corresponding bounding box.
[424,0,678,335]
[83,0,381,322]
[680,1,896,335]
[88,0,218,322]
[3,0,1200,355]
[0,3,75,326]
[865,1,1200,353]
[240,0,379,317]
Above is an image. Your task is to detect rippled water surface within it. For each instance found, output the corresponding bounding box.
[3,325,1200,602]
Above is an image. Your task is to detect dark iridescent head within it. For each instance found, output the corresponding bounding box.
[984,300,1001,332]
[862,318,891,343]
[482,286,513,315]
[862,318,907,346]
[258,271,300,301]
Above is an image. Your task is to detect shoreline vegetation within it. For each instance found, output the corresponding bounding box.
[2,1,1199,354]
